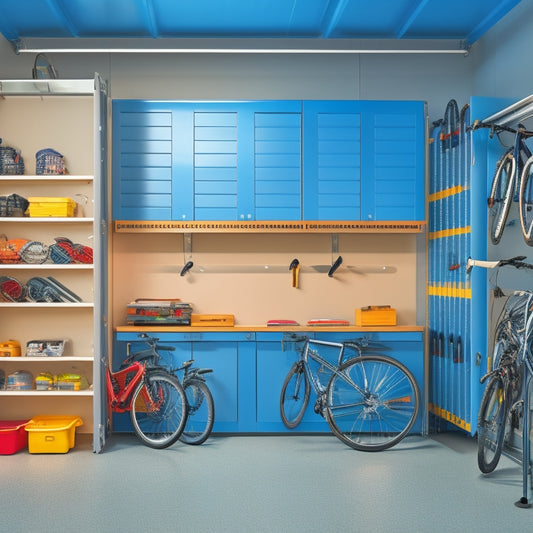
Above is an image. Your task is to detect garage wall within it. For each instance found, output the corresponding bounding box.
[0,38,473,124]
[473,0,533,100]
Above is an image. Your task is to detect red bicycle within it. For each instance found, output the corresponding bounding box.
[106,358,188,449]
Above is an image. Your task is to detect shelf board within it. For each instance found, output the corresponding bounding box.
[115,220,426,234]
[0,264,93,270]
[0,390,93,397]
[0,175,94,181]
[0,302,93,308]
[0,357,93,362]
[1,217,93,223]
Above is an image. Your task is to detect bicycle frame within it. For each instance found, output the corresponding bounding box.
[294,338,363,398]
[106,361,146,413]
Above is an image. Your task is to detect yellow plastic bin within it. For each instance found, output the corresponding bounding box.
[25,415,83,454]
[27,197,76,217]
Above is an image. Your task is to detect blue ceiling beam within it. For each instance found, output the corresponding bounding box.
[45,0,79,37]
[466,0,522,45]
[0,4,18,40]
[322,0,350,38]
[395,0,431,39]
[137,0,159,38]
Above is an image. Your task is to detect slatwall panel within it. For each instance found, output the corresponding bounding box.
[254,112,301,220]
[428,100,473,432]
[316,112,361,220]
[194,112,238,220]
[115,110,173,220]
[372,112,419,220]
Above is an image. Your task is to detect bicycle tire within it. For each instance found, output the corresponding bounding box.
[488,149,515,245]
[325,355,419,451]
[477,374,508,473]
[130,369,188,449]
[180,378,215,445]
[280,361,310,429]
[519,154,533,245]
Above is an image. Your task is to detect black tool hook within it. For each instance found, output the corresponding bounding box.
[328,256,343,277]
[180,260,194,276]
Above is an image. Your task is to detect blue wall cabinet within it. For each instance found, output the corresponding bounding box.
[113,100,302,221]
[302,100,426,221]
[114,99,425,223]
[115,329,424,435]
[114,332,256,433]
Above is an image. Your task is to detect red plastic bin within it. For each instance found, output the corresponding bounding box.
[0,420,29,454]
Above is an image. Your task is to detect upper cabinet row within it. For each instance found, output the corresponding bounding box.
[112,100,425,222]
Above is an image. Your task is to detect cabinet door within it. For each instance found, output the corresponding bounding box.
[114,100,302,221]
[113,332,251,433]
[360,101,425,221]
[112,101,176,221]
[256,332,329,432]
[303,100,425,221]
[192,101,302,221]
[316,331,426,435]
[303,101,362,221]
[252,102,302,220]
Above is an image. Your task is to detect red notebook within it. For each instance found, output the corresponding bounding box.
[307,318,350,326]
[266,319,300,326]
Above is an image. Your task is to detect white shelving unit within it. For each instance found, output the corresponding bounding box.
[0,76,108,452]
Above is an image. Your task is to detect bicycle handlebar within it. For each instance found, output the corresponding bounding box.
[469,120,533,137]
[466,256,532,274]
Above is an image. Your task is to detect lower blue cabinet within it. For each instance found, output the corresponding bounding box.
[114,330,424,434]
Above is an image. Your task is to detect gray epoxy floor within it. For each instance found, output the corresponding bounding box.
[1,432,532,533]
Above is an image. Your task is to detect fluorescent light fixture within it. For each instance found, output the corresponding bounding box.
[12,38,469,56]
[16,47,468,54]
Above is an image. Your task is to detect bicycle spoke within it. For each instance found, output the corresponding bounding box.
[326,356,419,451]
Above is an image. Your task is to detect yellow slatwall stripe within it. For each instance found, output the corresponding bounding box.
[428,185,466,202]
[429,403,471,432]
[429,226,471,240]
[428,284,471,299]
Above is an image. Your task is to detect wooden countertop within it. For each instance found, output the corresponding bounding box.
[115,325,424,333]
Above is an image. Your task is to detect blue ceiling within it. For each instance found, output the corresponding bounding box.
[0,0,523,48]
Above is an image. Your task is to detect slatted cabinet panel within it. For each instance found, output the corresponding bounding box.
[113,100,425,223]
[303,100,425,222]
[366,104,425,221]
[254,111,302,220]
[302,101,361,220]
[194,111,239,220]
[113,106,173,220]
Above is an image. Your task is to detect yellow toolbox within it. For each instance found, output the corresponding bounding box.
[355,305,397,326]
[0,340,21,357]
[190,314,235,327]
[28,197,76,217]
[25,415,83,453]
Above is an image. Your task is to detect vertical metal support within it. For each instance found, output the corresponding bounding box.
[183,233,193,264]
[516,374,533,508]
[331,234,339,262]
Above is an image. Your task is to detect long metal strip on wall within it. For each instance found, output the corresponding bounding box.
[428,100,473,432]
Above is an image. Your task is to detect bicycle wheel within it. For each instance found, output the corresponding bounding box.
[130,369,188,449]
[325,355,419,451]
[488,148,515,245]
[180,378,215,445]
[519,154,533,245]
[477,375,507,473]
[280,361,310,429]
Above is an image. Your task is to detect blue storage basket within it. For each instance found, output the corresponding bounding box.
[35,148,66,175]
